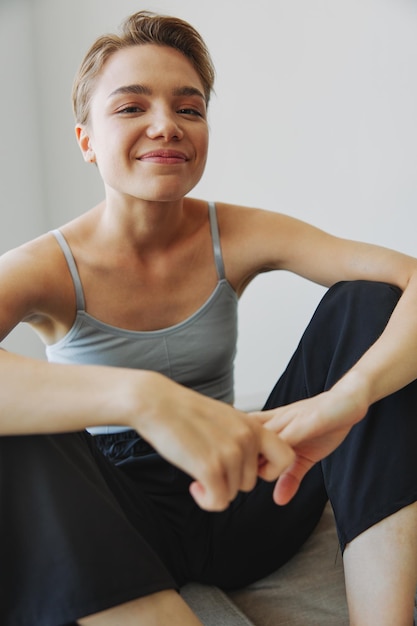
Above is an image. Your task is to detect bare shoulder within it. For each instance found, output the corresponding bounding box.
[215,201,320,235]
[215,201,305,243]
[0,233,64,296]
[213,202,330,293]
[0,232,75,341]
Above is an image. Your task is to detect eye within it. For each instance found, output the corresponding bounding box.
[116,105,144,115]
[177,108,204,118]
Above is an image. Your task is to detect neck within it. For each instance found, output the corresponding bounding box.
[97,196,188,252]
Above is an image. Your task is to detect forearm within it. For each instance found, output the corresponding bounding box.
[333,274,417,407]
[0,349,295,511]
[0,349,153,435]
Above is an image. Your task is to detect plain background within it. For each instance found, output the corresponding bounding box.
[1,0,416,408]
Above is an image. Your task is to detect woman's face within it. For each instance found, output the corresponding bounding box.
[76,44,209,204]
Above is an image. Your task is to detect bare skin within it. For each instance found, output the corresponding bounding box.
[344,502,417,626]
[78,591,204,626]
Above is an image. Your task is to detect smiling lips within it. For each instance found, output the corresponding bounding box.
[138,150,188,164]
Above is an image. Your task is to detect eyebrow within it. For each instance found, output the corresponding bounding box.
[108,84,205,101]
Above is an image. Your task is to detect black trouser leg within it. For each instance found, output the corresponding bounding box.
[265,280,417,549]
[0,431,175,626]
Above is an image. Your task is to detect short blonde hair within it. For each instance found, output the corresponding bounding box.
[72,11,216,125]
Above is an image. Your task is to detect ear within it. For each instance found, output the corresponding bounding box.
[75,125,96,163]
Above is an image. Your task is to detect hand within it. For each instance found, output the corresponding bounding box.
[133,374,295,511]
[250,379,369,505]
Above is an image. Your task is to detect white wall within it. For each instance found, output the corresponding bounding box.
[2,0,417,407]
[0,0,47,357]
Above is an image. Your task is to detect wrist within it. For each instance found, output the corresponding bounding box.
[330,369,372,422]
[104,368,159,430]
[114,369,177,436]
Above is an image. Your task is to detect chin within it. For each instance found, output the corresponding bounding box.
[139,183,196,203]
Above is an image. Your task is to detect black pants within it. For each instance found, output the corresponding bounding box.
[1,281,417,626]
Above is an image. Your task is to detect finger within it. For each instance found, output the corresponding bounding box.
[248,410,269,423]
[257,428,295,481]
[222,442,249,499]
[248,409,280,426]
[230,421,262,493]
[189,479,230,512]
[272,471,301,505]
[238,446,260,494]
[249,408,294,436]
[272,456,315,505]
[190,441,257,509]
[189,449,239,511]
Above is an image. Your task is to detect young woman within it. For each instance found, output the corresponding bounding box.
[1,10,417,626]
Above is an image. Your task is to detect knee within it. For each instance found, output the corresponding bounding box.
[328,280,401,306]
[0,432,88,475]
[302,281,402,380]
[321,280,402,329]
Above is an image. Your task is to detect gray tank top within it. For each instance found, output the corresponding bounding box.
[46,202,238,434]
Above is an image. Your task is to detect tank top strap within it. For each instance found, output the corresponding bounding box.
[208,201,225,280]
[50,229,86,311]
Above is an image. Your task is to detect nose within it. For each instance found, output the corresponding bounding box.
[146,107,184,141]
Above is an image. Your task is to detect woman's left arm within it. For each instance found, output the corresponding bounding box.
[229,207,417,502]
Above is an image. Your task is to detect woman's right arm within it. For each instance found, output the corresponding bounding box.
[0,240,294,510]
[0,348,294,510]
